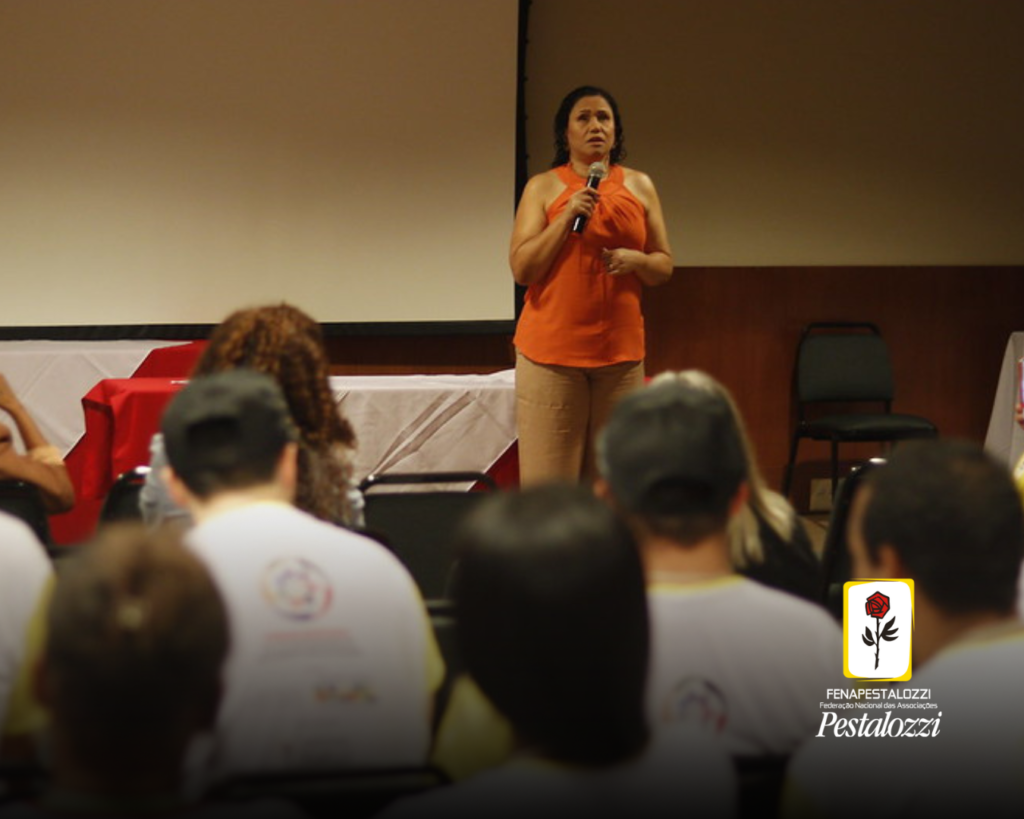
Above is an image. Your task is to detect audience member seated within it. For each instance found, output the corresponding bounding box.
[650,370,820,602]
[0,511,52,761]
[784,440,1024,818]
[160,371,441,781]
[595,378,842,756]
[0,374,74,513]
[383,485,736,819]
[0,522,299,818]
[141,303,361,530]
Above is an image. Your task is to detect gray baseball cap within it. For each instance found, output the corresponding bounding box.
[598,380,747,514]
[162,370,297,482]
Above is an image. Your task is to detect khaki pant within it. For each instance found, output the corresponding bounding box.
[515,351,645,486]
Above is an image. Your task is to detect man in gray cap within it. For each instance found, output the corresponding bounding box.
[595,378,841,757]
[161,370,442,779]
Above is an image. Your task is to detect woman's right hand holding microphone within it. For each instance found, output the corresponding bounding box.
[562,185,599,230]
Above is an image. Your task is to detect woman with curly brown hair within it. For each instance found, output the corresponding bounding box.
[141,304,361,528]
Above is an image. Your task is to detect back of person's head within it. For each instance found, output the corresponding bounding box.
[193,303,354,450]
[162,370,297,500]
[650,370,798,566]
[453,484,649,767]
[859,439,1024,616]
[597,379,747,545]
[43,523,228,782]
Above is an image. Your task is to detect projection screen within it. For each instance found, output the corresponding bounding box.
[0,0,519,328]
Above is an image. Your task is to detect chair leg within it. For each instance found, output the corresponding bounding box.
[782,435,801,499]
[831,441,840,498]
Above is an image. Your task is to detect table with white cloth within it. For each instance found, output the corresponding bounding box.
[76,371,518,499]
[64,370,517,544]
[984,332,1024,468]
[332,372,517,489]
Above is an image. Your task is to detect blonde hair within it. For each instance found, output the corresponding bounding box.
[649,370,796,568]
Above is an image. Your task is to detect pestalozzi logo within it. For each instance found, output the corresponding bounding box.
[843,580,913,682]
[816,709,941,738]
[819,578,941,737]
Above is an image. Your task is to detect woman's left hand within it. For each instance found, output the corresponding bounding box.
[602,247,642,276]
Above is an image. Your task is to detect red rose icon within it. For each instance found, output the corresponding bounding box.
[862,590,899,670]
[865,591,890,619]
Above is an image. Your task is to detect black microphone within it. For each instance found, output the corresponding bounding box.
[571,162,607,234]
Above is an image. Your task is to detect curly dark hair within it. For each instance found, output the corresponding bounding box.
[551,85,627,168]
[192,303,357,524]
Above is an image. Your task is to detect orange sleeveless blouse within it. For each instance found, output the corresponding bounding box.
[514,164,647,368]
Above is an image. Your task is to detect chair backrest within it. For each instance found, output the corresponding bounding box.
[796,322,894,405]
[0,480,51,547]
[100,466,150,524]
[359,472,497,599]
[819,458,886,619]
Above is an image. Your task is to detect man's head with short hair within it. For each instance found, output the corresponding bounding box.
[40,523,229,786]
[162,370,298,501]
[596,379,748,545]
[850,439,1024,616]
[452,484,649,768]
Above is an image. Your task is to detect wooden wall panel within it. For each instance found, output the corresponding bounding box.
[642,266,1024,504]
[325,332,514,375]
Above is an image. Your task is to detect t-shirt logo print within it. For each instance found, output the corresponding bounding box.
[861,591,898,670]
[261,557,334,621]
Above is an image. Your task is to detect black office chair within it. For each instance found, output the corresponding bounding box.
[99,465,150,523]
[782,322,936,501]
[358,471,498,600]
[818,458,886,620]
[0,480,52,548]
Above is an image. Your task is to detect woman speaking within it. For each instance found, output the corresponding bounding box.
[510,86,673,484]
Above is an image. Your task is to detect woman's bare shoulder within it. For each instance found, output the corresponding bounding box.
[620,166,658,208]
[522,168,567,207]
[621,166,655,189]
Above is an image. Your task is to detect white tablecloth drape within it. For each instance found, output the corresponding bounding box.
[0,340,188,455]
[330,370,516,491]
[0,341,517,493]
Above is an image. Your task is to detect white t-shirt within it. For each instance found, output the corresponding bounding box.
[647,576,843,756]
[186,501,441,776]
[382,724,737,819]
[0,511,51,731]
[785,624,1024,819]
